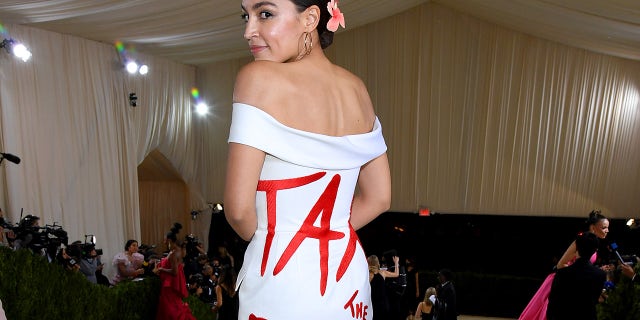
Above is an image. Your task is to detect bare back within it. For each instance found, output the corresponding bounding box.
[233,58,376,137]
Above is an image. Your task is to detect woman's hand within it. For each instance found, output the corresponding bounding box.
[600,264,615,272]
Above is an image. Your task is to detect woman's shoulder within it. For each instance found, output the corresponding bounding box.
[236,60,282,80]
[113,252,128,264]
[234,61,286,106]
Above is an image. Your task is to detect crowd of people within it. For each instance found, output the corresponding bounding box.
[0,208,239,319]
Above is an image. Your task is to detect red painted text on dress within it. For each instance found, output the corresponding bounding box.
[256,172,357,296]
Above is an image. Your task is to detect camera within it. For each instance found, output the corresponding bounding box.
[68,235,103,260]
[0,216,9,228]
[184,234,201,262]
[619,254,637,267]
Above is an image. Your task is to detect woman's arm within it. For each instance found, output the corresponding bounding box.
[118,261,143,277]
[224,143,265,241]
[117,261,130,276]
[213,285,223,312]
[350,153,391,230]
[414,302,423,318]
[381,256,400,279]
[228,253,235,268]
[557,241,577,269]
[415,271,420,298]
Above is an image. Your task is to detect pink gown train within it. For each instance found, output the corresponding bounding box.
[519,253,597,320]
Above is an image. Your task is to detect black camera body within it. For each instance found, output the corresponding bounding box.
[67,236,103,260]
[184,234,201,262]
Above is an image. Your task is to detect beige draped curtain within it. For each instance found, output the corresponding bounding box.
[201,3,640,218]
[0,23,203,277]
[1,2,640,277]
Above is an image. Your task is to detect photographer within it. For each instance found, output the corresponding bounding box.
[71,241,104,284]
[200,265,218,309]
[187,273,204,297]
[12,214,40,251]
[56,246,80,272]
[183,234,206,278]
[0,208,10,247]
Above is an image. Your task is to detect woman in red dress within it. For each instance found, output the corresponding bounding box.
[154,223,195,320]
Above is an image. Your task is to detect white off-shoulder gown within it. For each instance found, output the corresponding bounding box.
[228,103,387,320]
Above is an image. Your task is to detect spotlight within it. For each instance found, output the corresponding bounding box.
[211,203,223,214]
[125,61,138,74]
[0,38,31,62]
[124,60,149,75]
[195,102,209,116]
[138,64,149,75]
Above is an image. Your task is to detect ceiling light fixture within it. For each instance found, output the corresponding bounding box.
[124,60,149,75]
[0,38,32,62]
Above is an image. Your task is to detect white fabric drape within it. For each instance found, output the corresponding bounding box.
[0,23,200,278]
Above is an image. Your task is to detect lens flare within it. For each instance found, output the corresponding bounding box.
[115,41,125,53]
[0,24,6,35]
[191,88,200,99]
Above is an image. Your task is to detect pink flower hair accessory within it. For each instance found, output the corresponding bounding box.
[326,0,345,32]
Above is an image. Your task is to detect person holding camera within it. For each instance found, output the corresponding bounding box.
[12,214,40,251]
[199,265,218,309]
[112,239,145,285]
[75,242,103,284]
[0,208,8,247]
[187,273,204,297]
[56,245,80,272]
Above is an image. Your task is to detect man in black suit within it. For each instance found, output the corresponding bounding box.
[436,269,457,320]
[547,232,606,320]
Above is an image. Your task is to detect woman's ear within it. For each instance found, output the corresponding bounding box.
[303,5,321,31]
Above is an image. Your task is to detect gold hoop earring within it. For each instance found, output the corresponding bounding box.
[296,32,313,61]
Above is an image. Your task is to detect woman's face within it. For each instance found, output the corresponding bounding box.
[241,0,306,62]
[128,241,139,253]
[590,219,610,239]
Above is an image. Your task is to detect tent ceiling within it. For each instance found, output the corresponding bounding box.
[0,0,639,66]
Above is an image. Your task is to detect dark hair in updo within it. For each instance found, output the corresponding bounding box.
[166,222,183,242]
[586,209,607,227]
[291,0,335,49]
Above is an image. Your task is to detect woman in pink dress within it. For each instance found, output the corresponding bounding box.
[112,239,145,284]
[224,0,391,318]
[519,210,610,320]
[154,223,195,320]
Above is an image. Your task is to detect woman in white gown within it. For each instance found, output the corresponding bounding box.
[224,0,391,319]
